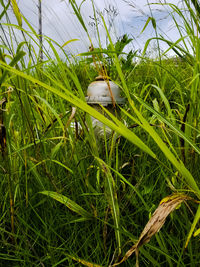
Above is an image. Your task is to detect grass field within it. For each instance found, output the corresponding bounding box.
[0,0,200,266]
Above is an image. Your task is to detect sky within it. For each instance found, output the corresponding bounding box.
[0,0,184,58]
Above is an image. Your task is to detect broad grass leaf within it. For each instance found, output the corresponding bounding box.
[112,194,191,266]
[11,0,22,26]
[40,191,93,219]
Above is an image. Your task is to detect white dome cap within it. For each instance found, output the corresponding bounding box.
[86,76,125,106]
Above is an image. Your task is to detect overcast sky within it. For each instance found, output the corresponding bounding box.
[1,0,183,58]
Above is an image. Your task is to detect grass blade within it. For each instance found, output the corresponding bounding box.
[96,157,121,254]
[40,191,93,219]
[185,204,200,248]
[11,0,22,26]
[135,95,200,155]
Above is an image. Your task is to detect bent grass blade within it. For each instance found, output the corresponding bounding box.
[40,191,93,219]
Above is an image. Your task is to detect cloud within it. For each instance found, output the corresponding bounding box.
[0,0,184,57]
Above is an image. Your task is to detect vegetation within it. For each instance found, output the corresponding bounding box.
[0,0,200,266]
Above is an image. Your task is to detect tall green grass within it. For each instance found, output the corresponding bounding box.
[0,0,200,266]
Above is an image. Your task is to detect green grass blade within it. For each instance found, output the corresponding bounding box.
[135,95,200,155]
[0,1,9,21]
[130,103,200,197]
[185,204,200,248]
[96,157,121,254]
[140,17,152,34]
[11,0,22,26]
[62,39,79,47]
[0,50,26,85]
[40,191,93,219]
[151,84,175,122]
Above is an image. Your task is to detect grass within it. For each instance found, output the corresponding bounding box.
[0,0,200,266]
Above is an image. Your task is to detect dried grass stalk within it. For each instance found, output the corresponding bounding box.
[112,193,192,267]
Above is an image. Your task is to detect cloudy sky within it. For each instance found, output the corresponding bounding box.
[1,0,184,58]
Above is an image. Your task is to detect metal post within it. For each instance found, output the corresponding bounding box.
[38,0,43,61]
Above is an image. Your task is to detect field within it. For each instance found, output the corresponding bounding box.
[0,0,200,266]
